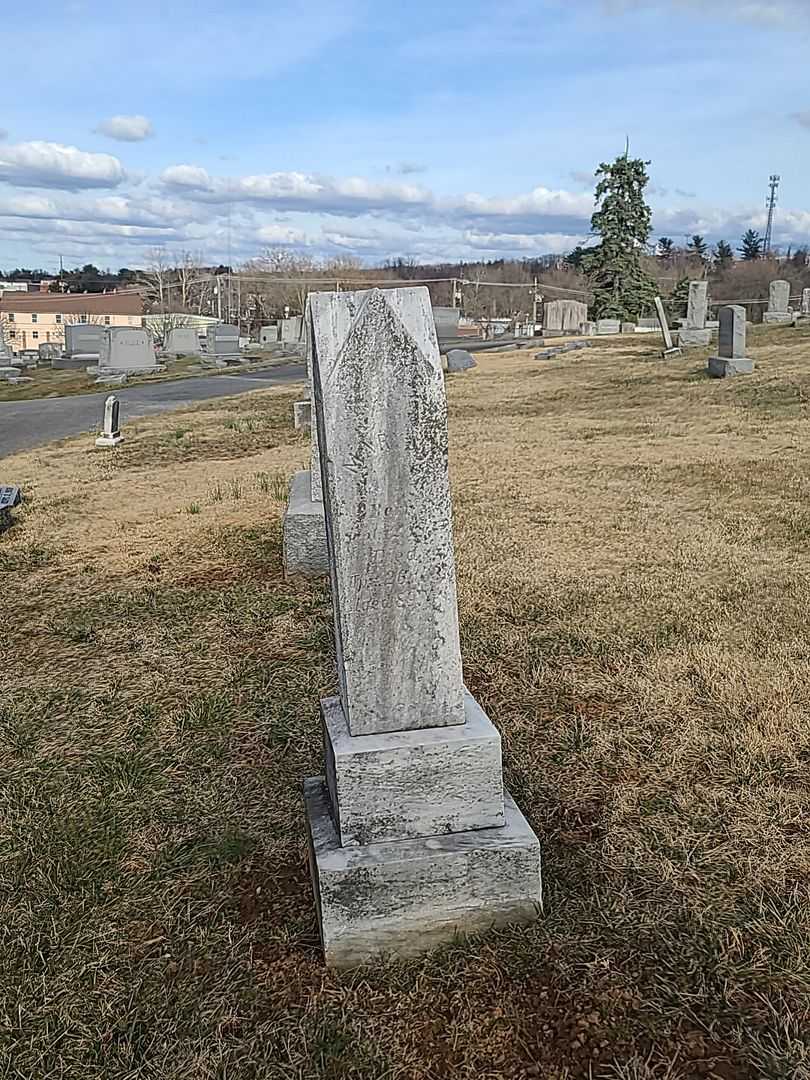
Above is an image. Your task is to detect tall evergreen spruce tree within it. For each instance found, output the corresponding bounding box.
[582,152,657,320]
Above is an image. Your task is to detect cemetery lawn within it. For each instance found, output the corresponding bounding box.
[2,322,809,1080]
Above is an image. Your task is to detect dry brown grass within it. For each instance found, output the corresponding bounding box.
[1,323,809,1079]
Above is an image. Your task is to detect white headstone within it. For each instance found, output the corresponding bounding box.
[763,280,793,324]
[686,281,708,328]
[95,394,124,446]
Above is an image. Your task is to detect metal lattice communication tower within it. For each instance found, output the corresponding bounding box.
[764,174,780,255]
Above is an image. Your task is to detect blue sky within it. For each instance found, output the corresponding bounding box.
[1,0,808,271]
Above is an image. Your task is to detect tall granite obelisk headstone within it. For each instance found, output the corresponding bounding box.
[281,295,328,576]
[303,286,542,968]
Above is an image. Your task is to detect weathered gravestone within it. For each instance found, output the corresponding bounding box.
[206,323,240,358]
[446,348,477,372]
[279,316,303,343]
[164,327,201,357]
[543,299,587,334]
[38,342,60,362]
[0,484,22,527]
[433,305,461,342]
[596,318,620,335]
[99,328,161,375]
[303,286,542,968]
[621,322,636,334]
[0,366,20,382]
[801,289,810,316]
[654,296,682,358]
[0,325,12,361]
[708,305,754,377]
[53,323,105,368]
[95,394,124,446]
[678,281,712,347]
[65,323,106,357]
[293,400,312,431]
[282,296,328,577]
[763,280,792,324]
[259,324,279,346]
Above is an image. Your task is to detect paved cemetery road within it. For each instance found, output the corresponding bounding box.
[0,364,306,458]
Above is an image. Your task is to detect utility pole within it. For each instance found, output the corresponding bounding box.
[764,174,780,256]
[532,277,542,336]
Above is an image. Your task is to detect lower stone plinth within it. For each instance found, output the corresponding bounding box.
[304,776,542,969]
[708,356,754,378]
[323,689,504,846]
[282,470,328,577]
[95,434,124,447]
[678,328,712,347]
[763,312,792,324]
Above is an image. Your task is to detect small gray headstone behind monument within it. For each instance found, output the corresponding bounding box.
[763,280,792,324]
[596,319,620,335]
[206,324,240,356]
[708,305,754,377]
[65,323,106,357]
[164,327,201,356]
[433,306,461,342]
[99,328,160,374]
[802,289,810,316]
[279,316,303,343]
[544,299,588,334]
[446,348,477,372]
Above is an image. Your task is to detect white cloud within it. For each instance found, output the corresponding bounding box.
[160,164,213,190]
[256,223,312,246]
[95,114,154,141]
[0,141,125,190]
[601,0,805,21]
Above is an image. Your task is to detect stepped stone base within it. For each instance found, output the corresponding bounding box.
[323,689,504,846]
[282,470,328,577]
[95,434,124,447]
[304,776,542,969]
[708,356,754,378]
[763,312,792,325]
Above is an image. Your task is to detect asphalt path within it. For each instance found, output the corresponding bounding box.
[0,364,305,458]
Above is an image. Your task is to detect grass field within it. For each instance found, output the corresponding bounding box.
[2,325,809,1079]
